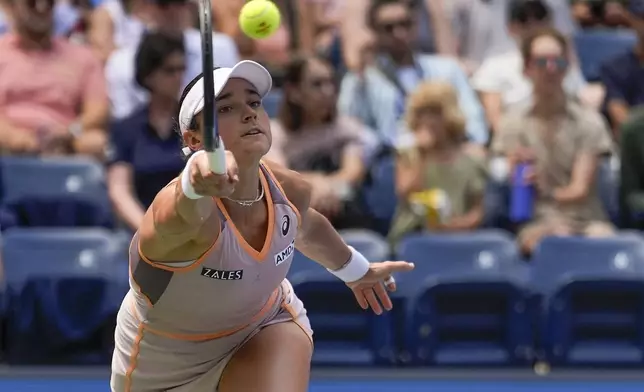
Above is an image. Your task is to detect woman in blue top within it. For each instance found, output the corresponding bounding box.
[106,31,187,231]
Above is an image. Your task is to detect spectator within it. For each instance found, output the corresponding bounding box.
[266,55,376,229]
[618,105,644,230]
[338,0,487,146]
[493,28,614,255]
[572,0,627,28]
[600,0,644,133]
[88,0,147,61]
[0,0,108,158]
[106,0,238,120]
[212,0,315,69]
[339,0,456,72]
[106,32,185,232]
[388,81,487,245]
[0,0,83,37]
[471,0,588,135]
[446,0,578,72]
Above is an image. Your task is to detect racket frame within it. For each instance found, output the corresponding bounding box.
[198,0,226,173]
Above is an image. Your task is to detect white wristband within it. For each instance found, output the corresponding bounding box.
[328,246,370,283]
[180,150,205,200]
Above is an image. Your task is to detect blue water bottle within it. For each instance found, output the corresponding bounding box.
[510,163,534,223]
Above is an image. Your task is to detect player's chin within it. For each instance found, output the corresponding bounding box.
[239,134,271,155]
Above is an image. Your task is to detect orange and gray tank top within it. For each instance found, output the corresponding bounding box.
[127,162,301,339]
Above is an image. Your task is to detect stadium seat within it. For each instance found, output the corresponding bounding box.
[395,231,532,366]
[362,154,397,235]
[0,205,17,231]
[339,229,390,262]
[2,228,127,365]
[532,236,644,366]
[0,233,4,361]
[574,29,637,82]
[288,250,397,366]
[0,286,4,362]
[263,88,282,118]
[0,157,113,228]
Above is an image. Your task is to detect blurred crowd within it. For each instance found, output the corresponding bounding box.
[2,0,644,256]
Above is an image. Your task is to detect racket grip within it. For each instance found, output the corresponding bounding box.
[208,147,226,174]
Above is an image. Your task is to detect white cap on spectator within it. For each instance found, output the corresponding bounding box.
[178,60,272,134]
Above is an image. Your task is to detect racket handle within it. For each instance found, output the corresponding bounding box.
[208,147,226,174]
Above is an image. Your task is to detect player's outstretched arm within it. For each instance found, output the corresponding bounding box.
[139,150,238,261]
[264,160,415,314]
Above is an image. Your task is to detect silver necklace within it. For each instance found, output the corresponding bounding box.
[225,182,265,207]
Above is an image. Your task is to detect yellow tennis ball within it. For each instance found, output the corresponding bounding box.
[239,0,281,39]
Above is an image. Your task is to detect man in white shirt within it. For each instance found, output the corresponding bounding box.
[105,0,239,119]
[470,0,587,134]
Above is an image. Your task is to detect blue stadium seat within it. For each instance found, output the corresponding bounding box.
[339,229,390,262]
[0,157,113,228]
[395,231,532,366]
[263,88,282,118]
[362,154,397,235]
[0,157,17,231]
[0,285,4,362]
[0,233,4,361]
[288,250,397,366]
[532,236,644,366]
[2,228,127,365]
[574,29,637,82]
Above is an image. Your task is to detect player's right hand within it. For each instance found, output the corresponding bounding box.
[189,150,239,198]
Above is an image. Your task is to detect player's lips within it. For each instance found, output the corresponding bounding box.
[242,127,263,137]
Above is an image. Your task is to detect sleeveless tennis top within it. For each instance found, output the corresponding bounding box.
[126,162,301,339]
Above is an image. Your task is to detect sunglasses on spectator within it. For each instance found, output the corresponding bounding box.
[378,18,413,34]
[531,56,568,70]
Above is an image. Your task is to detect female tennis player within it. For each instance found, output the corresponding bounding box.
[111,60,415,392]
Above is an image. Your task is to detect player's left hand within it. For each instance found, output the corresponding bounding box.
[346,261,415,315]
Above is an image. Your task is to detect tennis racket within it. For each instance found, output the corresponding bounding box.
[198,0,226,174]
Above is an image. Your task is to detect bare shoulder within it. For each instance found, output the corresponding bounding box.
[262,159,312,214]
[137,183,177,253]
[138,180,203,260]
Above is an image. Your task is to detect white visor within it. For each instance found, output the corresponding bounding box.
[178,60,272,134]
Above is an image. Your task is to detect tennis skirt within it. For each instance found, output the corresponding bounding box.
[111,280,312,392]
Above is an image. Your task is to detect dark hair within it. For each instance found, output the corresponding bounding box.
[520,27,568,65]
[134,31,185,92]
[174,67,224,153]
[508,0,550,25]
[367,0,411,30]
[277,54,337,133]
